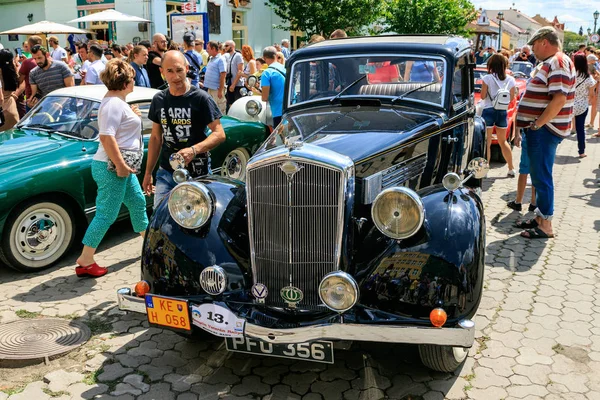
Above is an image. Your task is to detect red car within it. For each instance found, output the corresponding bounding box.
[474,66,527,162]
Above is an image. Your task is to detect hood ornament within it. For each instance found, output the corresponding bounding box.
[284,136,303,150]
[280,161,303,180]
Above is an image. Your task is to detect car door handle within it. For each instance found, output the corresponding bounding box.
[442,135,458,143]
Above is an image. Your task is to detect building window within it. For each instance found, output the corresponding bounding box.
[208,1,221,34]
[232,11,247,48]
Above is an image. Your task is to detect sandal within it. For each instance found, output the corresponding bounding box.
[592,133,600,138]
[75,263,108,277]
[514,218,538,229]
[520,227,554,239]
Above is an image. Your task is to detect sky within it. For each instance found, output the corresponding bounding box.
[471,0,600,33]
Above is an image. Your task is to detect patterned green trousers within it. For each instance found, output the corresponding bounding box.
[82,161,149,249]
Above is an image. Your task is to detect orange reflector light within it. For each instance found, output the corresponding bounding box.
[135,281,150,297]
[430,308,447,328]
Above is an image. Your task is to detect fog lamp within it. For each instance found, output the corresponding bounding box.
[430,308,447,328]
[135,281,150,297]
[318,271,359,313]
[371,187,424,239]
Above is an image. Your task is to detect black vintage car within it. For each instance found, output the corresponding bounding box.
[117,36,489,372]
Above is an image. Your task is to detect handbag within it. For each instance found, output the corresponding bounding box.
[107,107,144,174]
[107,147,143,174]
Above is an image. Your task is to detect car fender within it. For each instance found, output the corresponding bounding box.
[226,96,272,126]
[355,184,485,323]
[141,176,251,297]
[0,151,92,235]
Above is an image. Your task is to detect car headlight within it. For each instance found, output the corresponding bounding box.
[168,182,213,229]
[247,75,257,87]
[245,99,262,116]
[319,271,359,312]
[371,187,424,239]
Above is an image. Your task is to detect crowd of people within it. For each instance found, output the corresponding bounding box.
[478,27,599,239]
[0,26,593,275]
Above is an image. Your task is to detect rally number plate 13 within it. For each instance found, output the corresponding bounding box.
[145,295,191,331]
[225,336,334,364]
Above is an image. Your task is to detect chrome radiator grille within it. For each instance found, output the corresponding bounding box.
[247,160,344,308]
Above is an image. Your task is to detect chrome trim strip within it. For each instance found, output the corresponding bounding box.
[288,53,448,110]
[362,153,427,204]
[117,293,147,314]
[116,291,474,347]
[244,320,475,347]
[84,206,97,215]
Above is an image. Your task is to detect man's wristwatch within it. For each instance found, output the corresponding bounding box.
[529,121,540,130]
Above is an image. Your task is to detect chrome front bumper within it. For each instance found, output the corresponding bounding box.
[117,290,475,348]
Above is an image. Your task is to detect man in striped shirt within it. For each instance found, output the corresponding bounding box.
[515,27,575,239]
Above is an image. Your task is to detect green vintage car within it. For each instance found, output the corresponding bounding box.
[0,86,270,272]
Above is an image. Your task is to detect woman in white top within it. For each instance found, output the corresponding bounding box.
[480,54,517,176]
[76,59,148,278]
[572,54,596,157]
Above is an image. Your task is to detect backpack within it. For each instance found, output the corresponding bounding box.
[488,75,511,111]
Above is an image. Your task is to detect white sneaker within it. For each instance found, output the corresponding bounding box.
[507,169,516,177]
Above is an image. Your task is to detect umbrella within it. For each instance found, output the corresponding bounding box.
[68,9,150,23]
[0,20,89,35]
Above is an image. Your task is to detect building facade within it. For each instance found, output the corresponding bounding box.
[0,0,290,56]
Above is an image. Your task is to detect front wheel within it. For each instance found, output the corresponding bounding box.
[220,148,250,181]
[0,200,76,272]
[418,344,468,372]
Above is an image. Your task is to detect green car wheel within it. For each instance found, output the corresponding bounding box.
[0,200,76,272]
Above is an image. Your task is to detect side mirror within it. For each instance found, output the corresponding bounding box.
[467,157,490,179]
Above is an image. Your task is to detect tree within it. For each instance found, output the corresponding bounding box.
[265,0,383,40]
[382,0,477,37]
[563,30,587,52]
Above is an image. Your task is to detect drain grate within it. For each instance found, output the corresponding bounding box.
[0,318,91,361]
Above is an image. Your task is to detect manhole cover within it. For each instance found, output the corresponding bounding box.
[0,318,91,361]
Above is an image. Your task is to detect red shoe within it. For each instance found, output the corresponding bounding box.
[75,263,108,277]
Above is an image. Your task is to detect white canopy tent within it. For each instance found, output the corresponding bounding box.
[68,9,150,23]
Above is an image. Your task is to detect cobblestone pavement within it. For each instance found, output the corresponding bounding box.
[0,132,599,400]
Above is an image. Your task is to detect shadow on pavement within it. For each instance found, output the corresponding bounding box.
[11,256,140,303]
[553,154,581,165]
[0,219,140,284]
[486,236,546,273]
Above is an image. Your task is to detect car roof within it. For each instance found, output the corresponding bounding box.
[306,35,471,54]
[50,85,160,103]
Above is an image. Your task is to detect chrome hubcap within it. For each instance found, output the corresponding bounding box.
[452,346,468,362]
[222,150,246,180]
[15,209,65,261]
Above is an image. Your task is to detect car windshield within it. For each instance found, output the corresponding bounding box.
[509,62,533,77]
[289,55,446,107]
[19,96,100,139]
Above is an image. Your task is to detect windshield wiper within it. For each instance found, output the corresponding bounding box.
[329,75,367,104]
[20,123,54,131]
[391,81,440,104]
